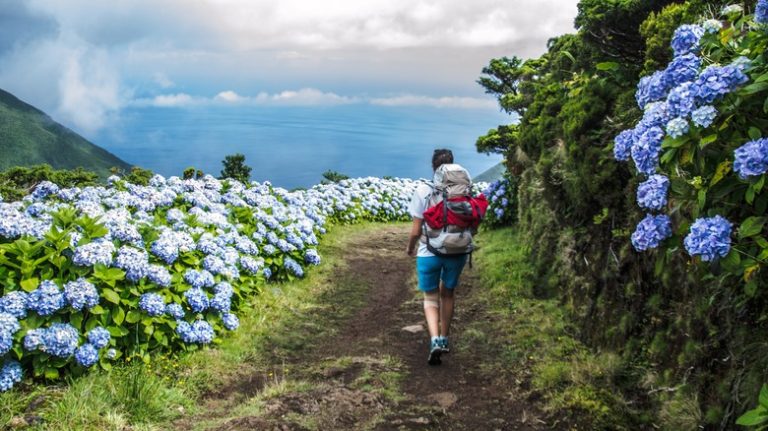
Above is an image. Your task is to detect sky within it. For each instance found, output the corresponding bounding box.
[0,0,580,137]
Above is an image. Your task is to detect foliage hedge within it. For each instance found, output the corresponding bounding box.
[478,0,767,428]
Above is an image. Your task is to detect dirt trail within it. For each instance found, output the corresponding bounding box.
[193,224,546,430]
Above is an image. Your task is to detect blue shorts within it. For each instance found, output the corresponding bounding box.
[416,255,468,292]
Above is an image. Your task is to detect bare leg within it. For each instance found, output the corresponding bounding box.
[439,283,455,337]
[423,291,440,338]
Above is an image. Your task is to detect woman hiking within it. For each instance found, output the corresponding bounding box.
[406,148,473,366]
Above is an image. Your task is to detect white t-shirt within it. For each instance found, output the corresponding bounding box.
[408,183,435,257]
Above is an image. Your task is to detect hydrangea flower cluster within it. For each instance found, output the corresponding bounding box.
[631,215,673,251]
[637,175,670,211]
[64,278,100,310]
[0,361,22,392]
[757,0,768,24]
[733,138,768,179]
[614,19,753,254]
[683,216,732,261]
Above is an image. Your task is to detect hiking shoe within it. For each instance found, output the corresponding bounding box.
[438,336,450,354]
[428,340,442,366]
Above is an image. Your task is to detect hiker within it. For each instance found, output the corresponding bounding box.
[406,149,486,365]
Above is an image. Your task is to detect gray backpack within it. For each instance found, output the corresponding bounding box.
[421,164,476,258]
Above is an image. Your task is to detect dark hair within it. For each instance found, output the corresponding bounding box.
[432,149,454,171]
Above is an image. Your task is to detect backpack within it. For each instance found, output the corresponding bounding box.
[421,164,488,262]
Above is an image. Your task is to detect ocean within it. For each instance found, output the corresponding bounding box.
[92,104,511,190]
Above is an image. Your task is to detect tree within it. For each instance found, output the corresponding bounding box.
[321,170,349,184]
[220,153,252,183]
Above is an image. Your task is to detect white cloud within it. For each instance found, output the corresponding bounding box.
[268,88,357,105]
[56,47,122,133]
[214,90,246,103]
[370,95,496,109]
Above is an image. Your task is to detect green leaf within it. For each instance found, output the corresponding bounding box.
[710,161,732,186]
[736,407,768,426]
[102,288,121,304]
[697,189,707,210]
[19,277,39,292]
[112,306,126,325]
[126,310,143,324]
[90,305,106,315]
[596,61,619,71]
[44,367,60,380]
[721,250,741,273]
[741,81,768,95]
[740,217,767,239]
[749,127,763,141]
[760,384,768,408]
[700,134,718,147]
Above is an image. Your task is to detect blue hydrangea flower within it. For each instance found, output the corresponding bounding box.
[0,331,12,356]
[702,19,723,33]
[733,138,768,179]
[0,313,20,335]
[691,105,717,128]
[147,265,172,287]
[631,214,673,251]
[635,71,669,109]
[262,244,276,255]
[304,249,321,266]
[663,53,701,89]
[176,320,215,344]
[87,327,111,349]
[151,238,179,264]
[640,102,671,130]
[263,267,273,279]
[222,313,240,331]
[114,246,149,282]
[184,288,209,313]
[666,82,698,118]
[31,181,60,200]
[637,175,670,211]
[0,360,23,392]
[209,294,231,313]
[239,256,264,274]
[75,343,99,367]
[166,303,185,320]
[28,280,65,316]
[41,323,80,358]
[184,269,215,289]
[695,65,748,103]
[731,56,752,71]
[0,291,28,319]
[72,240,115,267]
[757,0,768,24]
[139,293,166,317]
[631,126,665,176]
[666,117,690,138]
[23,329,43,351]
[671,24,704,56]
[203,255,226,274]
[684,215,732,261]
[284,257,304,277]
[191,320,215,344]
[106,348,117,359]
[64,278,99,310]
[613,130,635,162]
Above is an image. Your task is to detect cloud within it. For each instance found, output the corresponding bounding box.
[370,95,496,109]
[131,88,497,109]
[56,47,123,133]
[0,0,578,134]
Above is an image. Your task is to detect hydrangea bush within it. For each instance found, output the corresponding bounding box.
[482,173,519,227]
[0,174,418,390]
[613,6,767,293]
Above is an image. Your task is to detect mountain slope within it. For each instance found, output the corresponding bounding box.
[0,88,131,177]
[474,162,506,183]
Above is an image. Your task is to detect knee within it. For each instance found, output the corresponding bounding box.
[423,292,439,309]
[440,288,454,299]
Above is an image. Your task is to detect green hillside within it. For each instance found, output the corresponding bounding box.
[474,162,506,183]
[0,88,130,177]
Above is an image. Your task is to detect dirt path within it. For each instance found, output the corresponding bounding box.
[188,224,546,430]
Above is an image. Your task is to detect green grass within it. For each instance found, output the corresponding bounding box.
[471,226,646,430]
[1,222,403,430]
